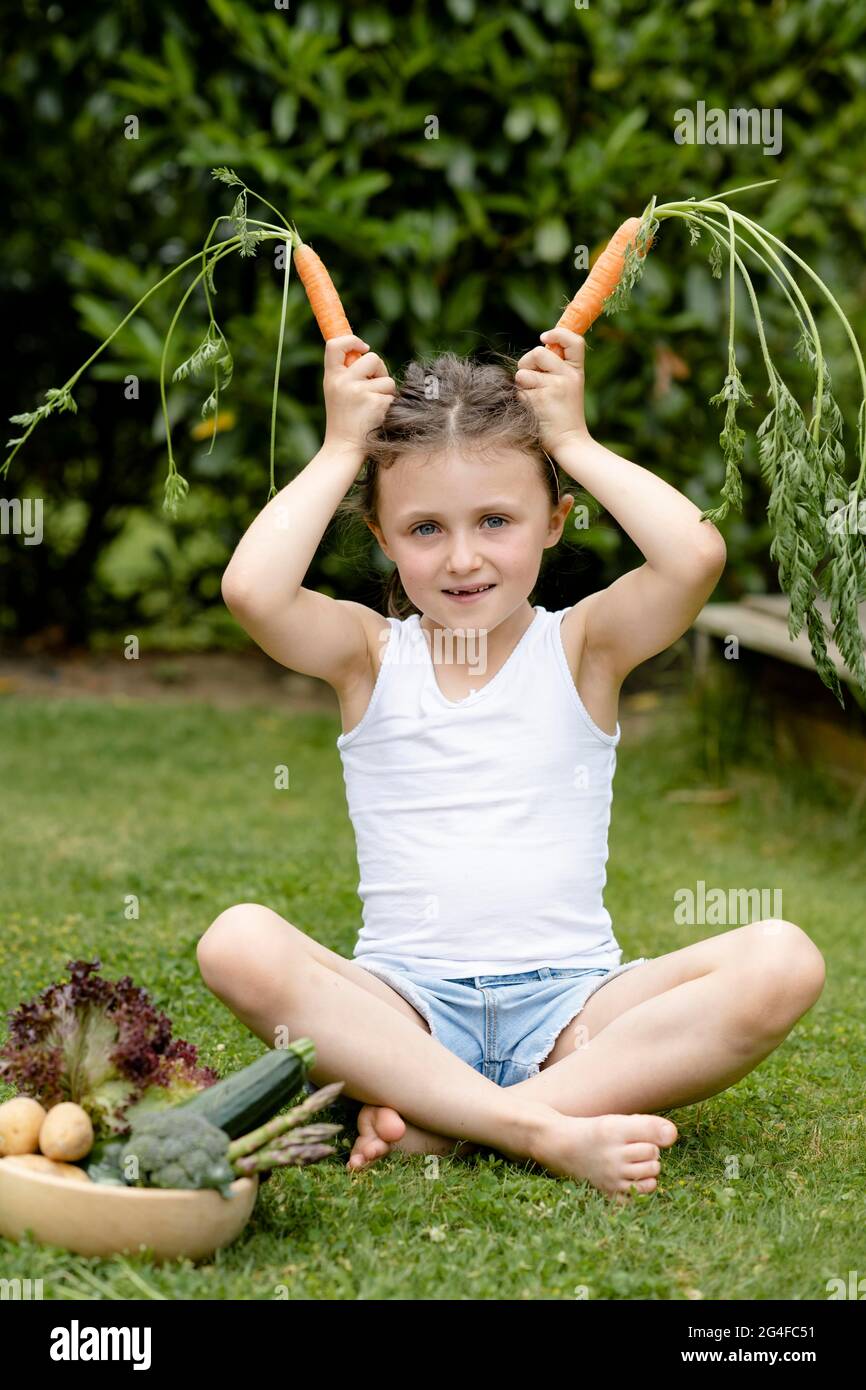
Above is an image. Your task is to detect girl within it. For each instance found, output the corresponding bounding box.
[198,328,825,1198]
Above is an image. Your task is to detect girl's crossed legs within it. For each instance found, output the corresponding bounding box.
[196,906,824,1197]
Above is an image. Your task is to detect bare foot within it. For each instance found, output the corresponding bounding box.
[346,1104,478,1171]
[346,1103,678,1199]
[527,1109,679,1198]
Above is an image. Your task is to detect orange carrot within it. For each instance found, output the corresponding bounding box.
[547,216,652,357]
[290,227,362,365]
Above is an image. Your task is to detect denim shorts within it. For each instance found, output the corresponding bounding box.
[352,956,650,1088]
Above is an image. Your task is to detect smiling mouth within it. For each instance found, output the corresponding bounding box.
[442,584,496,595]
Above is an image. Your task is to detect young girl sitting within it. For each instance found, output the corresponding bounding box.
[197,327,825,1198]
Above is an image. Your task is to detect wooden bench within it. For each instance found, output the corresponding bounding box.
[692,594,866,793]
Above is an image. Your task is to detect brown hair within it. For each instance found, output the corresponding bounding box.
[334,350,565,619]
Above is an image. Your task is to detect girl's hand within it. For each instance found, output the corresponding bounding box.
[515,326,591,456]
[322,334,397,455]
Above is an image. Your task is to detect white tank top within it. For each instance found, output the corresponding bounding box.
[337,605,624,978]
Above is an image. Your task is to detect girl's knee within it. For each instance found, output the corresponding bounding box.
[741,920,826,1031]
[758,919,824,984]
[197,902,274,989]
[197,904,314,1015]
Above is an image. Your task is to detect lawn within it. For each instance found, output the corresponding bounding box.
[0,689,863,1300]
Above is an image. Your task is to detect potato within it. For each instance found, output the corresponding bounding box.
[39,1102,94,1162]
[1,1152,92,1182]
[0,1096,47,1155]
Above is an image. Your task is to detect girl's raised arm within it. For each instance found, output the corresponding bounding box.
[554,430,727,686]
[517,326,726,687]
[221,335,396,689]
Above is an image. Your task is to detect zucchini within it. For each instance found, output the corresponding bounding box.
[176,1039,315,1138]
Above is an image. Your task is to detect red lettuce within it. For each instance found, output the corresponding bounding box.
[0,959,218,1139]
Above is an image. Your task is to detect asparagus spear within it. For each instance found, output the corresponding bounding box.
[233,1143,337,1174]
[226,1081,345,1161]
[264,1123,344,1145]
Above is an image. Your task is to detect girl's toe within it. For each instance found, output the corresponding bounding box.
[347,1133,392,1169]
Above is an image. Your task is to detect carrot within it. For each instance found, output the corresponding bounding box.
[290,226,362,365]
[547,216,652,357]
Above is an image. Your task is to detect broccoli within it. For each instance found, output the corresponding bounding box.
[120,1111,237,1197]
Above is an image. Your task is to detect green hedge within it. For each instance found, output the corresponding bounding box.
[2,0,865,646]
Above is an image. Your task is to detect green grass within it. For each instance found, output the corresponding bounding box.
[0,690,863,1300]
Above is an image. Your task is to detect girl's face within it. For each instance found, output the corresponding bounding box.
[366,446,574,625]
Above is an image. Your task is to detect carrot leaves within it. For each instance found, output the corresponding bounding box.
[703,367,750,524]
[3,166,292,515]
[646,191,866,707]
[172,321,230,386]
[7,385,78,444]
[211,166,243,188]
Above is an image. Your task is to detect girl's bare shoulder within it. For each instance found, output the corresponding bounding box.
[559,599,622,738]
[333,603,394,737]
[352,602,394,672]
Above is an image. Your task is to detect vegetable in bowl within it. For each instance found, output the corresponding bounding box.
[120,1111,237,1198]
[0,959,218,1144]
[1,961,346,1206]
[80,1072,347,1197]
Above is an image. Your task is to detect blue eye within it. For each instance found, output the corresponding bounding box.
[411,516,508,536]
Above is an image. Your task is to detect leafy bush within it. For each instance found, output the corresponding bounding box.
[2,0,865,646]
